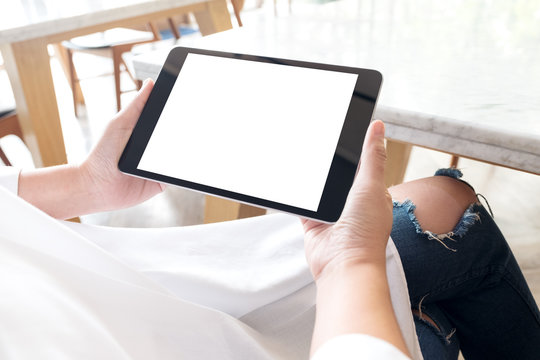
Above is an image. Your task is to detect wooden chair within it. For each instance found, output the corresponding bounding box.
[62,23,161,115]
[61,2,245,117]
[450,155,460,168]
[0,108,23,166]
[230,0,244,27]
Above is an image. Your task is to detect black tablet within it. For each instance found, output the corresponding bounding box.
[119,46,382,223]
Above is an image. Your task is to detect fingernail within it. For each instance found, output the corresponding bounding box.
[373,120,385,137]
[142,78,150,87]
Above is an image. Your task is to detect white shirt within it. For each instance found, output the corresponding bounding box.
[0,166,421,359]
[313,334,411,360]
[0,165,19,193]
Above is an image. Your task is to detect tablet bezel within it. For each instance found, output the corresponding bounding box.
[119,46,382,223]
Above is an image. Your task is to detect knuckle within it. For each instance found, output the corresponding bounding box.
[374,142,387,162]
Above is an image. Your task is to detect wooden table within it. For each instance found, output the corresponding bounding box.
[0,0,232,167]
[133,0,540,222]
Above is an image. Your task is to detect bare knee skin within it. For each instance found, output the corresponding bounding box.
[389,176,477,235]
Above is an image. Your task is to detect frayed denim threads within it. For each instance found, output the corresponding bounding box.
[392,200,482,252]
[392,168,482,252]
[390,168,540,359]
[434,168,463,179]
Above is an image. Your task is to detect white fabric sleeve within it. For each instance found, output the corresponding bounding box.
[0,166,21,194]
[311,334,412,360]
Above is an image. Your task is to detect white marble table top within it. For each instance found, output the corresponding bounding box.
[132,0,540,173]
[0,0,206,44]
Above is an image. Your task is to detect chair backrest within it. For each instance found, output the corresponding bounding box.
[0,111,22,166]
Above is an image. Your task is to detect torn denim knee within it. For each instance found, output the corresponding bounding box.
[392,167,487,251]
[392,199,482,252]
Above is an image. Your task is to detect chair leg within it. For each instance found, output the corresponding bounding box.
[66,48,80,117]
[182,14,191,25]
[112,48,123,112]
[0,113,23,140]
[385,140,412,187]
[147,21,161,40]
[55,44,85,117]
[0,112,24,166]
[167,18,181,39]
[450,155,460,168]
[230,0,243,27]
[120,57,137,84]
[0,145,11,166]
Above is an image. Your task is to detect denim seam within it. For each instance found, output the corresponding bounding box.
[501,272,540,326]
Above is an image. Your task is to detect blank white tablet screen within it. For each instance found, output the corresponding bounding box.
[137,53,358,211]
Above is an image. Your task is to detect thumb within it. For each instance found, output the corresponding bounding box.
[116,78,154,127]
[355,120,387,186]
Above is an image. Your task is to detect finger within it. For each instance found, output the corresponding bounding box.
[354,119,387,187]
[117,78,154,127]
[132,78,154,114]
[340,120,386,216]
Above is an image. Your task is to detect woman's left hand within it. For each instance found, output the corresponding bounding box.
[79,79,164,211]
[18,80,164,219]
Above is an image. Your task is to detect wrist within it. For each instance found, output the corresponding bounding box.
[19,164,97,219]
[55,164,98,218]
[315,250,387,285]
[311,257,409,357]
[316,257,386,289]
[77,160,107,212]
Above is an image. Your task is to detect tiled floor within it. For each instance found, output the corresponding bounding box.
[1,0,539,301]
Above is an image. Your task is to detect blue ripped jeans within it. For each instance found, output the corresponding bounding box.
[391,169,540,360]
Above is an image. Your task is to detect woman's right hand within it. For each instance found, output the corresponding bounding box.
[302,120,393,281]
[302,120,410,358]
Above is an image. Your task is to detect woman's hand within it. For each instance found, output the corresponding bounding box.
[303,120,393,281]
[304,120,410,358]
[79,79,164,212]
[18,80,164,219]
